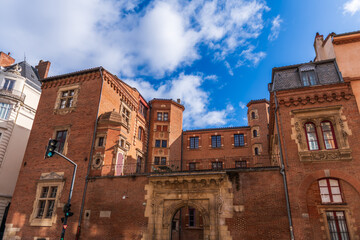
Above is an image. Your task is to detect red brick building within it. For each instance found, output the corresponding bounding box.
[3,31,360,240]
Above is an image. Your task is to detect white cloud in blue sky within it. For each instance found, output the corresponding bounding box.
[343,0,360,15]
[0,0,279,128]
[268,15,283,41]
[125,73,234,128]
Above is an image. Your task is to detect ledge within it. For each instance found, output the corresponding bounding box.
[299,149,352,162]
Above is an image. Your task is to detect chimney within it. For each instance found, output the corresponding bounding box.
[177,99,181,104]
[35,60,51,79]
[0,52,15,67]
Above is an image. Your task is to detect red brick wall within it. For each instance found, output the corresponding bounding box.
[80,176,148,240]
[226,169,290,239]
[6,70,103,239]
[271,82,360,239]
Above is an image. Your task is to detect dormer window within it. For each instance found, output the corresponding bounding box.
[301,70,317,86]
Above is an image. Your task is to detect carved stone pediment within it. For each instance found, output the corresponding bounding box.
[39,172,64,181]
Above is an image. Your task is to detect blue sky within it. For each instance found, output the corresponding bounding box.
[1,0,360,129]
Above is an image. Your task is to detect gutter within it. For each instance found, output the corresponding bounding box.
[274,91,295,240]
[76,67,105,239]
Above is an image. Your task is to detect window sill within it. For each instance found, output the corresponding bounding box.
[30,217,55,227]
[299,149,352,162]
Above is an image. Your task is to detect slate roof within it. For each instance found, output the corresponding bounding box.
[18,61,42,91]
[269,59,343,92]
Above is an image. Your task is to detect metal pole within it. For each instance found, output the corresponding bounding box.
[54,150,77,240]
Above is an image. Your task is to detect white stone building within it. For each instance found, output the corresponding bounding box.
[0,52,49,234]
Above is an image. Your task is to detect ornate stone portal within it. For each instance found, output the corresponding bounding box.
[143,173,234,240]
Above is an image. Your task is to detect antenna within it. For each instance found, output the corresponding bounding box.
[24,52,26,62]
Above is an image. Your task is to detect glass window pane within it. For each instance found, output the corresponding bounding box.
[41,187,49,198]
[318,179,327,186]
[320,187,329,195]
[37,200,46,218]
[321,195,331,203]
[332,195,342,203]
[45,200,55,218]
[329,179,339,186]
[50,187,58,198]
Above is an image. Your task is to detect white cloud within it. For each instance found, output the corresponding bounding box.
[268,15,282,41]
[237,45,266,67]
[344,0,360,15]
[0,0,270,77]
[224,61,234,76]
[125,73,234,128]
[239,101,246,109]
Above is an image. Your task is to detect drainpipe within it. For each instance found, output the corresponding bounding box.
[274,91,295,240]
[180,131,183,171]
[145,103,152,173]
[76,67,105,239]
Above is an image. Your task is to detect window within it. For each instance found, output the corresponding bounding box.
[251,111,256,119]
[122,107,130,126]
[253,130,258,138]
[155,140,161,147]
[163,113,168,121]
[212,162,223,170]
[321,121,337,150]
[55,130,67,153]
[162,140,167,148]
[136,156,143,173]
[305,122,319,150]
[301,70,317,86]
[190,137,199,149]
[3,78,15,90]
[318,179,343,204]
[211,135,221,148]
[326,211,350,240]
[189,163,196,171]
[139,102,147,118]
[235,160,247,168]
[254,147,259,155]
[234,134,244,147]
[189,208,195,227]
[153,157,166,166]
[98,137,104,147]
[0,103,12,120]
[36,186,57,219]
[30,176,64,227]
[138,127,143,140]
[157,112,169,121]
[59,90,75,109]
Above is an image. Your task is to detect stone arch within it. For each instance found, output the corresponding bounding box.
[297,169,360,212]
[164,200,210,240]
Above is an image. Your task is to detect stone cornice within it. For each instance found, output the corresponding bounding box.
[278,91,352,107]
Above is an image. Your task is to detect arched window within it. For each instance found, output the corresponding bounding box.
[318,178,343,203]
[321,121,337,150]
[305,122,319,150]
[138,127,143,140]
[253,129,257,137]
[254,147,259,155]
[251,111,256,119]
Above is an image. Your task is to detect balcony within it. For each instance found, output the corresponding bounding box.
[0,89,26,102]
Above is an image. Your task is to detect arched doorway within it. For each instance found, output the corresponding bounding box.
[171,206,204,240]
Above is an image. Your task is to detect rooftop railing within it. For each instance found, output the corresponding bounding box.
[91,155,280,177]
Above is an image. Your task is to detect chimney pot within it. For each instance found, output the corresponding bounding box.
[177,99,181,103]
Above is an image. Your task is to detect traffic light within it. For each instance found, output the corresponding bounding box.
[45,139,57,158]
[63,203,74,218]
